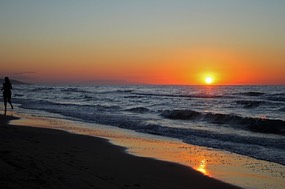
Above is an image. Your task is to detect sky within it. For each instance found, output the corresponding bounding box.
[0,0,285,85]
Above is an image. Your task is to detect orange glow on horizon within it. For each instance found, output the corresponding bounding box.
[1,46,284,85]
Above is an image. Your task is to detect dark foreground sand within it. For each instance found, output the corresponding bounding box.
[0,115,243,189]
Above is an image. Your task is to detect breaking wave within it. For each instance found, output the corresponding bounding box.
[125,107,150,113]
[132,92,225,99]
[161,109,285,135]
[235,100,264,108]
[237,92,266,96]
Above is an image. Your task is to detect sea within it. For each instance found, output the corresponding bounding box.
[12,84,285,166]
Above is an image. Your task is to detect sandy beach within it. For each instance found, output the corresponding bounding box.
[0,114,244,189]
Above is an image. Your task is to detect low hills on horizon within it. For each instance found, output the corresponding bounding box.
[0,79,146,85]
[0,79,29,85]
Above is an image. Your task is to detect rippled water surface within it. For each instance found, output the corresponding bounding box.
[13,85,285,165]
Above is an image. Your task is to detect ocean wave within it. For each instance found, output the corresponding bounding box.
[160,109,201,120]
[30,87,55,92]
[279,107,285,112]
[93,104,121,111]
[115,89,134,93]
[132,92,225,99]
[161,109,285,135]
[266,96,285,102]
[15,99,121,113]
[13,94,24,97]
[125,107,150,113]
[236,92,266,96]
[80,95,95,100]
[124,95,144,99]
[235,100,264,108]
[61,87,88,93]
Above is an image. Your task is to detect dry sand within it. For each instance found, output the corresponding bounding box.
[0,114,243,189]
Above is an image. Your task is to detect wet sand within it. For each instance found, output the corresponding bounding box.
[0,114,244,189]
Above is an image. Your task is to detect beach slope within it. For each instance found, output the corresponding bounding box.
[0,115,242,189]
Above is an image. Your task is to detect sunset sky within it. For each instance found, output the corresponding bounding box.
[0,0,284,85]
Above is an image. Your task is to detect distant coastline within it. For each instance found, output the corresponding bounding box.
[0,79,30,85]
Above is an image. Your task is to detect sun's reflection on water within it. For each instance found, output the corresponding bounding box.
[196,159,209,176]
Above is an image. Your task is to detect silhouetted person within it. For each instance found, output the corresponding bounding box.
[1,77,13,114]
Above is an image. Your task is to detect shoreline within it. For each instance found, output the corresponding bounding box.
[0,114,244,189]
[6,111,285,189]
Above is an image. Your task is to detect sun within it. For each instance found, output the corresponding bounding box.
[199,72,217,85]
[205,77,214,84]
